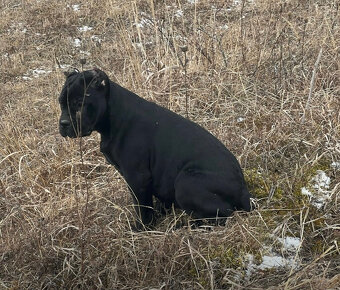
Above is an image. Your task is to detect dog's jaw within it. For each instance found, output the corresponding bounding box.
[59,126,92,138]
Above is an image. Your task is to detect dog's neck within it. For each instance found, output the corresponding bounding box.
[96,81,138,145]
[94,84,111,137]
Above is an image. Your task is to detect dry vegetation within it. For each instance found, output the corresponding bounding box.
[0,0,339,289]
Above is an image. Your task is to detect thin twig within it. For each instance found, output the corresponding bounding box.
[180,46,189,119]
[301,48,323,124]
[78,62,91,282]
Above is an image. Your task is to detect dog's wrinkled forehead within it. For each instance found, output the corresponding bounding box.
[59,71,95,105]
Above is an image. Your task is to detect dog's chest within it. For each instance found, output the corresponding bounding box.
[100,140,121,173]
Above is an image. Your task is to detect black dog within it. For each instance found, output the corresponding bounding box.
[58,69,251,228]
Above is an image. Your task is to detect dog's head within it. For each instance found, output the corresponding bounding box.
[58,68,109,138]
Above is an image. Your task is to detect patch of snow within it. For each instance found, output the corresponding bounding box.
[9,22,28,34]
[175,34,188,42]
[72,4,80,11]
[73,38,82,47]
[331,162,340,170]
[91,35,102,43]
[312,170,330,190]
[135,17,152,29]
[187,0,198,4]
[175,9,183,18]
[277,236,301,252]
[229,0,255,11]
[301,170,331,209]
[78,26,93,32]
[56,64,70,70]
[258,255,287,270]
[237,117,245,123]
[246,252,299,278]
[301,187,312,196]
[79,50,91,56]
[22,68,52,80]
[245,254,255,278]
[133,42,154,50]
[31,68,52,77]
[245,235,301,279]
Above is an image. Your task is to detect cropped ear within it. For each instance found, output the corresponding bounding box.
[90,68,109,89]
[64,68,79,78]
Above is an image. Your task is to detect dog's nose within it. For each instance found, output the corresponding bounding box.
[60,119,70,127]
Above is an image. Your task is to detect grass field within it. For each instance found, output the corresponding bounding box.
[0,0,339,289]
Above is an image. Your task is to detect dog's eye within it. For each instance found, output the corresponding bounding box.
[86,104,95,119]
[73,100,83,108]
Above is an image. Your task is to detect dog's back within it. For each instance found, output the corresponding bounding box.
[104,81,251,218]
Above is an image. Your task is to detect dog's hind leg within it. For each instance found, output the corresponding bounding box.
[174,173,236,222]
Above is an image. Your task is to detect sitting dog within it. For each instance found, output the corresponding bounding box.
[58,68,251,228]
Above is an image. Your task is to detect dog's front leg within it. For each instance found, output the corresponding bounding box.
[131,191,154,231]
[126,172,154,231]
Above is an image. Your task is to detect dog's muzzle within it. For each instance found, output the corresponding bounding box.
[59,119,92,138]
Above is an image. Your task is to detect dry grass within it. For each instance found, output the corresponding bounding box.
[0,0,339,289]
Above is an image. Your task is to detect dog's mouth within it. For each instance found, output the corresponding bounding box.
[80,130,92,137]
[59,127,92,138]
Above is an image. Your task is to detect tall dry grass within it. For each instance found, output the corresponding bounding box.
[0,0,339,289]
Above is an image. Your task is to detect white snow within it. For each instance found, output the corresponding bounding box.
[277,236,301,252]
[72,4,80,11]
[79,50,91,56]
[57,64,70,70]
[31,68,51,77]
[22,68,52,81]
[331,162,340,170]
[78,26,93,32]
[91,35,102,43]
[9,22,28,34]
[237,117,245,123]
[301,187,312,197]
[221,24,229,30]
[312,170,330,190]
[258,255,288,270]
[245,252,298,278]
[73,38,82,47]
[301,170,331,209]
[245,254,255,278]
[175,9,183,18]
[135,18,152,29]
[245,236,301,279]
